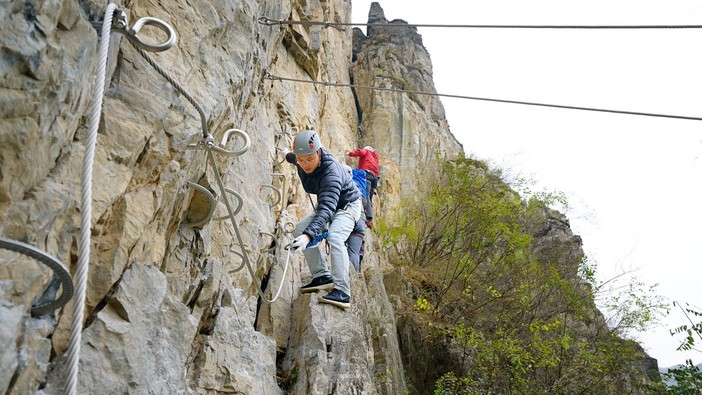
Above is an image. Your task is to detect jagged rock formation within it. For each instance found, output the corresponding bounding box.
[1,0,404,393]
[0,1,660,394]
[351,2,463,209]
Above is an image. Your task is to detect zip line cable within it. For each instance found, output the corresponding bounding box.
[264,73,702,122]
[258,16,702,30]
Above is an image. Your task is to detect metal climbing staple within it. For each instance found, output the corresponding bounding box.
[0,237,74,316]
[259,231,277,253]
[270,173,287,210]
[184,129,247,227]
[180,181,218,228]
[272,127,294,165]
[211,188,243,220]
[182,129,250,229]
[181,182,247,229]
[260,184,282,209]
[259,220,295,254]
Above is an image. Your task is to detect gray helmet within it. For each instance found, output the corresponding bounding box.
[293,130,322,155]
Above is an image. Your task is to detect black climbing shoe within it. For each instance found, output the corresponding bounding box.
[318,288,350,309]
[300,275,333,293]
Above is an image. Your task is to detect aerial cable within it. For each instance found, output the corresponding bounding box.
[258,16,702,30]
[264,73,702,122]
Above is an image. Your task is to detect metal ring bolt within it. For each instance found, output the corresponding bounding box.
[112,12,177,52]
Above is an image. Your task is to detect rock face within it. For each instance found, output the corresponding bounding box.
[0,0,405,393]
[351,3,463,209]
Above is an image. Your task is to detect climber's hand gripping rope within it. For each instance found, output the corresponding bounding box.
[288,235,310,252]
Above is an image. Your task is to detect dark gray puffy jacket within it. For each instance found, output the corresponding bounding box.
[286,148,361,237]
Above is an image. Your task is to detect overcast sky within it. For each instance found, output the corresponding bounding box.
[352,0,702,368]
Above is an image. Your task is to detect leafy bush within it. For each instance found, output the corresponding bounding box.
[662,302,702,394]
[378,156,665,394]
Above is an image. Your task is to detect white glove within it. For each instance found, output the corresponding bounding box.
[281,147,290,156]
[289,234,310,252]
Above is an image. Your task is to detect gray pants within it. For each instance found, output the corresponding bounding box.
[293,198,362,296]
[364,172,378,221]
[347,218,366,272]
[347,233,363,272]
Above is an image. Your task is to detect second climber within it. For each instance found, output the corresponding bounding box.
[347,146,379,228]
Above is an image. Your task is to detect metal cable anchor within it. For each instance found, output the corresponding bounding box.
[188,129,251,157]
[111,9,177,52]
[183,129,250,228]
[258,16,277,26]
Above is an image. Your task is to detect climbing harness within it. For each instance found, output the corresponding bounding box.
[264,73,702,122]
[0,237,74,316]
[258,16,702,30]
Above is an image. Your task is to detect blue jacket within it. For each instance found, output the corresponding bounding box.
[287,148,361,238]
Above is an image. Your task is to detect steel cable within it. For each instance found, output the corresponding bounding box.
[65,3,118,394]
[258,16,702,30]
[265,73,702,122]
[131,45,209,137]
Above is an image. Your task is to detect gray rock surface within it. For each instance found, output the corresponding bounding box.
[0,1,412,393]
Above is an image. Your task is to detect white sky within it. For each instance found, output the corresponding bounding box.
[352,0,702,368]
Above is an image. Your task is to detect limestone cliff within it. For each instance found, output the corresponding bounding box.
[351,2,463,208]
[1,0,405,393]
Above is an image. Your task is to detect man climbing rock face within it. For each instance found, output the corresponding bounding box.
[284,130,362,309]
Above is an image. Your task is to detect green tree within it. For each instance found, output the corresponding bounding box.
[378,156,666,394]
[662,302,702,394]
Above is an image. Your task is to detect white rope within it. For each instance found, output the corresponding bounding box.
[64,3,117,394]
[265,235,293,303]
